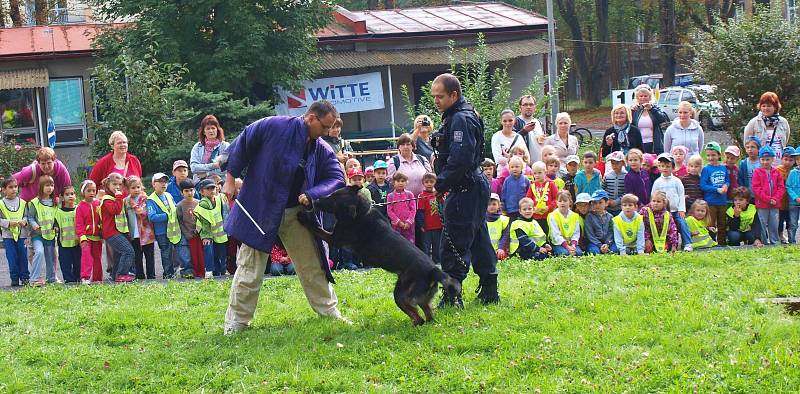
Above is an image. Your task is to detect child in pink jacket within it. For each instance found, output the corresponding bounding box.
[387,172,416,243]
[752,146,786,245]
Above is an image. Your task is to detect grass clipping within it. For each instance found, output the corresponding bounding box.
[1,248,799,391]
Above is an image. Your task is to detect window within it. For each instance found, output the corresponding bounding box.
[0,88,37,143]
[664,90,681,105]
[47,77,86,146]
[680,91,695,103]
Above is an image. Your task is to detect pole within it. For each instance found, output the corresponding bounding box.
[545,0,559,131]
[387,65,396,139]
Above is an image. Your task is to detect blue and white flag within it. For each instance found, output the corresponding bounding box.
[47,119,56,148]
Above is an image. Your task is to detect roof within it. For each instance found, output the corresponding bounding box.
[0,23,124,60]
[318,3,548,40]
[320,39,549,70]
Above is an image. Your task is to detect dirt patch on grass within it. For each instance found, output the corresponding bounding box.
[570,107,611,130]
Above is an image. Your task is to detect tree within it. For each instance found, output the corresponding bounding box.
[693,5,800,146]
[8,0,23,26]
[659,0,677,85]
[554,0,609,106]
[91,0,334,99]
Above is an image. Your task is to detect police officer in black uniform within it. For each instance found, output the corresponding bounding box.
[430,73,499,308]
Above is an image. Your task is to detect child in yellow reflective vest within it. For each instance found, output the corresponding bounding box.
[685,199,717,249]
[726,187,762,247]
[613,194,645,255]
[548,190,583,256]
[0,178,30,286]
[26,175,57,286]
[639,191,678,253]
[54,185,80,283]
[147,173,180,279]
[194,179,229,278]
[510,197,551,260]
[486,193,511,260]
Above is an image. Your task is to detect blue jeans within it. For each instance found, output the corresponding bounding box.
[757,208,780,245]
[270,262,296,276]
[587,243,619,255]
[177,236,193,276]
[419,229,442,264]
[788,206,800,244]
[155,233,175,278]
[671,211,693,249]
[3,238,29,283]
[203,241,227,276]
[727,229,756,246]
[31,237,56,282]
[106,234,134,279]
[58,245,81,283]
[553,244,584,257]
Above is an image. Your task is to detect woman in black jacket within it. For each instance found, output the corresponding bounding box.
[630,84,670,154]
[601,104,643,158]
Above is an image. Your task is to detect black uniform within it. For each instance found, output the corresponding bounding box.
[433,97,499,304]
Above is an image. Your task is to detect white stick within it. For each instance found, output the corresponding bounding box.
[235,198,266,236]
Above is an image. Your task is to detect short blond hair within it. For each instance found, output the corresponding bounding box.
[508,156,525,168]
[687,154,704,166]
[621,193,639,206]
[632,84,655,106]
[555,112,572,125]
[626,148,644,161]
[610,104,631,124]
[518,197,534,209]
[108,130,128,147]
[531,161,546,173]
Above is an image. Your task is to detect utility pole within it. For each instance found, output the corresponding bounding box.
[545,0,559,132]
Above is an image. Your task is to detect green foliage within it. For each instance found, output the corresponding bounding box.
[92,0,334,98]
[0,142,38,177]
[693,5,800,146]
[400,33,570,152]
[167,89,274,139]
[2,248,800,391]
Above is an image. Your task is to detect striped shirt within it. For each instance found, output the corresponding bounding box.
[603,168,627,212]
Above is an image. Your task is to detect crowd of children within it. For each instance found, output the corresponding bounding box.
[483,133,800,262]
[0,159,302,287]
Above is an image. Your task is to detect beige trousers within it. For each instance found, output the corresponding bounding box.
[224,206,338,328]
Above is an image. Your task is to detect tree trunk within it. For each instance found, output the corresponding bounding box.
[9,0,22,26]
[555,0,609,107]
[659,0,676,87]
[367,0,378,9]
[0,1,6,28]
[35,0,50,25]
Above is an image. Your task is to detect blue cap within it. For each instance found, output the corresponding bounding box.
[591,190,609,201]
[196,179,216,190]
[373,160,388,170]
[759,146,776,158]
[791,148,800,157]
[783,146,796,157]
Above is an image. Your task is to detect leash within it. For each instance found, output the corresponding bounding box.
[371,195,431,207]
[235,198,267,236]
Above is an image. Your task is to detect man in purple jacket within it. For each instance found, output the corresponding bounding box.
[222,100,347,335]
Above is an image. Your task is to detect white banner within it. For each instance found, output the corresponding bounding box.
[612,89,636,107]
[276,72,385,116]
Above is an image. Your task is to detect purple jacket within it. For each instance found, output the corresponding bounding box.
[224,116,345,275]
[624,168,651,206]
[13,160,72,201]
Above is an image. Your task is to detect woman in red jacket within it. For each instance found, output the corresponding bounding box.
[89,131,142,194]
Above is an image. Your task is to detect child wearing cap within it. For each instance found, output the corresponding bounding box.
[486,193,511,260]
[613,194,645,255]
[548,190,583,256]
[700,142,730,245]
[574,152,602,196]
[364,166,374,185]
[624,149,650,206]
[194,179,230,277]
[167,160,190,204]
[724,146,740,202]
[651,153,693,251]
[417,173,442,264]
[777,147,795,243]
[726,187,762,247]
[585,190,617,255]
[147,173,180,279]
[738,137,762,195]
[560,155,580,202]
[603,151,627,217]
[367,160,392,217]
[786,149,800,244]
[574,192,592,251]
[640,191,679,253]
[347,168,372,204]
[526,161,558,234]
[509,197,551,260]
[501,156,531,220]
[752,146,786,245]
[387,172,416,243]
[176,179,203,278]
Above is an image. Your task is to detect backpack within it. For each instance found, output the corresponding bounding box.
[393,154,430,172]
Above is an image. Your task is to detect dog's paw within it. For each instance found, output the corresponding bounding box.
[297,209,317,228]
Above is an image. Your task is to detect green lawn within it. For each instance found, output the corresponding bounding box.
[3,248,800,392]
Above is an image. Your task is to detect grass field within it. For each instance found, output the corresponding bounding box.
[2,247,800,392]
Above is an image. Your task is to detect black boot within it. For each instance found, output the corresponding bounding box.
[437,281,464,309]
[476,274,500,304]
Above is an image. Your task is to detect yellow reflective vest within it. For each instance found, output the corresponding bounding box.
[101,195,129,234]
[54,207,78,247]
[646,208,670,253]
[613,214,643,247]
[726,204,757,233]
[194,195,228,243]
[548,210,580,244]
[487,215,510,251]
[0,198,26,241]
[29,198,56,241]
[147,192,181,244]
[685,216,717,248]
[509,219,547,255]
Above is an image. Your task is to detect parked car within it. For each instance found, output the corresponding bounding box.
[627,73,704,89]
[657,85,726,130]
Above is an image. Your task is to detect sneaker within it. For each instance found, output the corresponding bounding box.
[326,310,353,325]
[31,280,45,287]
[10,280,20,287]
[182,272,195,279]
[81,279,91,285]
[115,274,134,283]
[683,244,693,252]
[205,271,214,279]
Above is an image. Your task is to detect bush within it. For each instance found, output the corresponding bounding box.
[0,141,39,178]
[693,5,800,146]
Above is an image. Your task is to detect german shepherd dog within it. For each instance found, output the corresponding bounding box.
[298,185,460,326]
